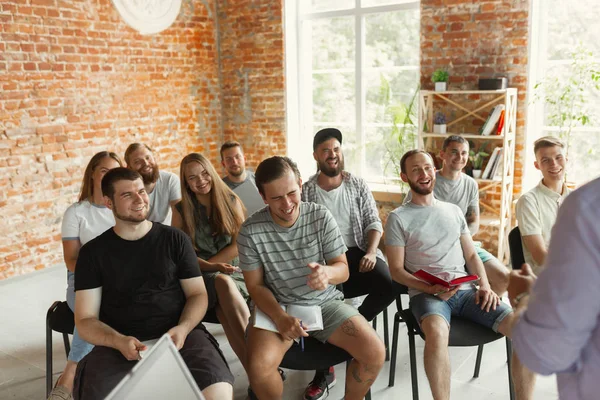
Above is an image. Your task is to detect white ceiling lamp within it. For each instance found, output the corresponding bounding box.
[111,0,182,35]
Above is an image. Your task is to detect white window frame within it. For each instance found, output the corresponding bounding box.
[525,0,600,191]
[285,0,420,184]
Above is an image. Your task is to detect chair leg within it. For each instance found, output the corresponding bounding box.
[372,314,378,331]
[383,307,390,361]
[365,388,371,400]
[46,318,53,397]
[63,333,71,356]
[408,329,419,400]
[388,312,401,387]
[473,344,484,378]
[506,338,515,400]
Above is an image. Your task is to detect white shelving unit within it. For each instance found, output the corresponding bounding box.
[418,89,518,263]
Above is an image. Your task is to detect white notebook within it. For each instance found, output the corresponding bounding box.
[254,304,324,332]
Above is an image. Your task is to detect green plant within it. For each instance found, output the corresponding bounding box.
[469,149,489,170]
[533,44,600,161]
[379,76,419,191]
[431,69,449,83]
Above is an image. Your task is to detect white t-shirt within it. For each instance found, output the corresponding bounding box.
[314,182,357,248]
[61,199,115,246]
[515,180,571,273]
[61,199,115,286]
[147,170,181,225]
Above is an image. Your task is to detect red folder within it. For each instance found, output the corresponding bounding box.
[414,269,479,288]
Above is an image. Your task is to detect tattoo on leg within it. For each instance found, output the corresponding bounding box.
[341,319,357,337]
[351,364,375,385]
[351,365,363,383]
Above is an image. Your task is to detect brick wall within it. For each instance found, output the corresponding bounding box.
[217,0,286,169]
[0,0,223,279]
[420,0,530,254]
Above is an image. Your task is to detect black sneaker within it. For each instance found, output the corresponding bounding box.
[303,367,336,400]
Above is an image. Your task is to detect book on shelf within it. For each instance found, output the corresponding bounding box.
[496,110,505,135]
[492,148,505,179]
[479,104,505,136]
[253,304,323,333]
[413,269,479,288]
[482,147,502,179]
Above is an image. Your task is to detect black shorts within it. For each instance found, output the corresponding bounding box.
[73,326,234,400]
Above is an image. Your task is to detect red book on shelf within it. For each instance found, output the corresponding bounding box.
[414,269,479,288]
[495,110,505,135]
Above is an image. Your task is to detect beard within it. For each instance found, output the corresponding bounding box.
[318,157,344,178]
[139,164,160,185]
[228,166,244,178]
[407,176,435,195]
[114,204,148,223]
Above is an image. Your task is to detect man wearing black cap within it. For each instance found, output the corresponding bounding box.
[301,128,395,400]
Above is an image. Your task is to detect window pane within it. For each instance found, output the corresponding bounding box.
[363,125,417,183]
[365,70,419,124]
[365,9,420,68]
[546,0,600,60]
[311,17,356,70]
[304,0,355,13]
[542,64,600,129]
[312,72,355,123]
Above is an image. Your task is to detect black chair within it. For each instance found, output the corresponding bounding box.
[281,337,372,400]
[46,301,75,397]
[388,284,515,400]
[508,226,525,270]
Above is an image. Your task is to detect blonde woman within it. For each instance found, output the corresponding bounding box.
[172,153,251,371]
[49,151,122,400]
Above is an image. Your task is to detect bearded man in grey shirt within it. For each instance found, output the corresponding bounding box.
[404,135,510,295]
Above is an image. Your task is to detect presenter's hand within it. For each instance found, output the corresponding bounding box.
[275,315,309,341]
[116,336,147,361]
[167,325,189,350]
[214,262,237,275]
[359,252,377,272]
[508,263,537,307]
[307,262,329,291]
[475,285,500,312]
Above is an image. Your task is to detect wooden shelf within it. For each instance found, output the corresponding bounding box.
[418,88,518,263]
[422,133,505,139]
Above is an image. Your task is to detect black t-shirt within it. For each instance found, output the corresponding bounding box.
[75,223,201,341]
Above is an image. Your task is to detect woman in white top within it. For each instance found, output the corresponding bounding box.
[48,151,122,400]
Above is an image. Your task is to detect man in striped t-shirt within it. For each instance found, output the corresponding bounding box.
[238,156,385,400]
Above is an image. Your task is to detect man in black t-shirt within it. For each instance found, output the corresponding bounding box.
[72,168,234,400]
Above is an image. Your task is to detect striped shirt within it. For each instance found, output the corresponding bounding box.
[237,202,347,306]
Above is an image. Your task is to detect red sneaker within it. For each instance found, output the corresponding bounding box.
[303,367,336,400]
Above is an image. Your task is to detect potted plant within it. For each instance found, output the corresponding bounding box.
[433,112,447,134]
[469,148,489,178]
[432,69,449,91]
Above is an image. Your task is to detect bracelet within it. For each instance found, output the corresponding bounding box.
[513,291,530,305]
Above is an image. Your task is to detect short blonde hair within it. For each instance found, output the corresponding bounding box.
[533,136,564,156]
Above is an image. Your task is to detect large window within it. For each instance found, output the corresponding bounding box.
[285,0,420,184]
[526,0,600,189]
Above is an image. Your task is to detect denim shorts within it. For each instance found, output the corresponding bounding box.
[410,289,512,333]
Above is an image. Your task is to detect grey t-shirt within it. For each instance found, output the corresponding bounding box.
[385,199,471,297]
[223,171,265,218]
[404,172,479,217]
[237,202,347,306]
[147,170,181,225]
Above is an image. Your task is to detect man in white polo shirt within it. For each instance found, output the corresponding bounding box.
[516,136,571,273]
[124,143,181,225]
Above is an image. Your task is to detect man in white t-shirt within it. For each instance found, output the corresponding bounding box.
[516,136,571,274]
[124,143,181,225]
[220,141,265,217]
